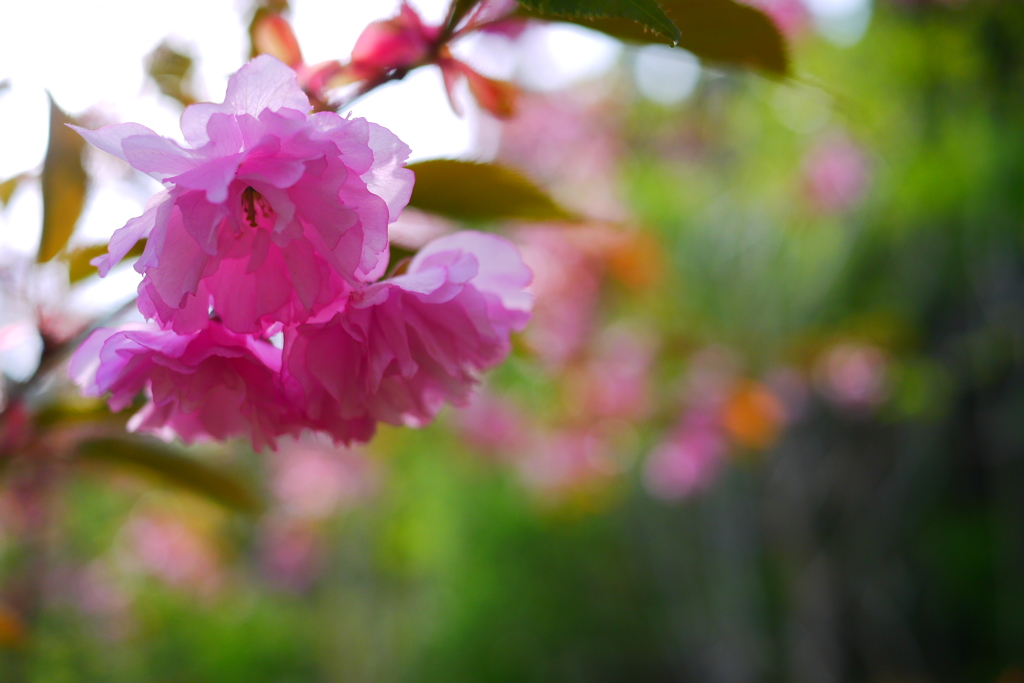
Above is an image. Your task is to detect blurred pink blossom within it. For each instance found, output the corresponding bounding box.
[497,94,625,219]
[517,429,617,494]
[453,388,531,456]
[643,410,728,500]
[125,514,223,597]
[260,517,325,591]
[271,435,376,518]
[576,327,655,421]
[804,133,870,214]
[817,342,889,411]
[742,0,811,39]
[517,227,601,367]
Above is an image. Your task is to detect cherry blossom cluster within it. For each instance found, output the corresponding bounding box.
[70,56,533,450]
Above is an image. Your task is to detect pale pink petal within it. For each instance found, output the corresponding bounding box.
[121,135,199,179]
[223,55,310,117]
[68,122,160,163]
[364,122,414,222]
[169,153,244,204]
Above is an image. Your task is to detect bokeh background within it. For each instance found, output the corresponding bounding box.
[2,0,1024,681]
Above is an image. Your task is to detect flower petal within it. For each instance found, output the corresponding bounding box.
[223,55,311,117]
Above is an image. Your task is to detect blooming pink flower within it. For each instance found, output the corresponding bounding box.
[70,322,300,450]
[283,231,532,443]
[73,55,414,335]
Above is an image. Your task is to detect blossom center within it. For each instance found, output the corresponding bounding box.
[240,186,274,230]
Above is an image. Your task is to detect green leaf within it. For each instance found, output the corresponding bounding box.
[38,95,88,263]
[34,400,124,430]
[64,239,147,284]
[448,0,483,33]
[0,174,24,208]
[76,437,263,514]
[407,159,574,223]
[516,0,681,45]
[521,0,788,75]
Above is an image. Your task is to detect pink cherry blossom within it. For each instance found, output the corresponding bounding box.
[643,410,728,500]
[70,322,300,451]
[284,231,533,444]
[73,55,414,335]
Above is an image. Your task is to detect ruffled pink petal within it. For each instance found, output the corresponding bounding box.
[168,152,245,204]
[412,231,533,324]
[145,205,212,309]
[282,231,534,443]
[72,321,302,451]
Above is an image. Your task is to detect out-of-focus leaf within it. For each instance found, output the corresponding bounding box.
[515,0,681,45]
[448,0,482,32]
[76,437,263,514]
[147,42,197,108]
[0,174,24,207]
[407,159,574,223]
[38,95,88,263]
[64,239,147,284]
[521,0,788,74]
[34,400,123,429]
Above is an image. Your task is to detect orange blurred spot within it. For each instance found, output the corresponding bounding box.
[0,604,26,648]
[722,380,786,450]
[605,230,664,291]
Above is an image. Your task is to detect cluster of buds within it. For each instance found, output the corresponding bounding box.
[252,0,523,118]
